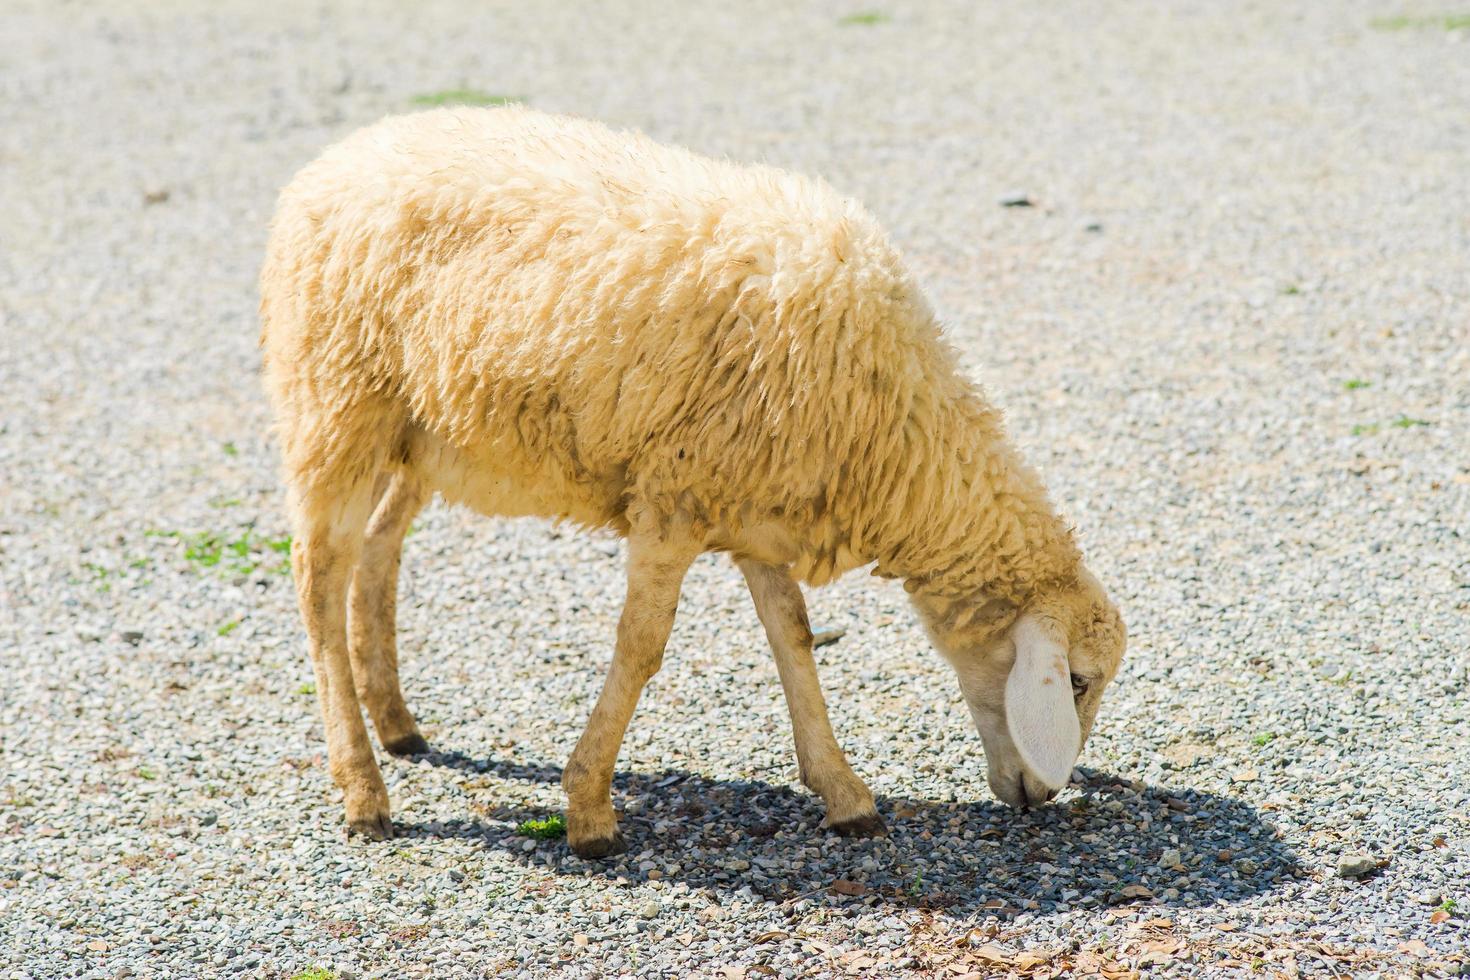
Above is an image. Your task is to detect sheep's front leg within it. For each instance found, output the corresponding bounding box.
[737,559,884,836]
[563,538,694,858]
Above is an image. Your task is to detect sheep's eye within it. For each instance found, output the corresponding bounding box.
[1070,673,1090,697]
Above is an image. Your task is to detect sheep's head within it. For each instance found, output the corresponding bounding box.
[912,566,1126,808]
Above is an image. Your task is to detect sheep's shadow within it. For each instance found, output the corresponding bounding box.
[399,750,1301,915]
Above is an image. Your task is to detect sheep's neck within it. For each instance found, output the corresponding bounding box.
[877,396,1080,607]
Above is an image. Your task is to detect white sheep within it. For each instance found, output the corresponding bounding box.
[259,106,1127,856]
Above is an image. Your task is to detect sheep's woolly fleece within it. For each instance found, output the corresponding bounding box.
[259,107,1078,600]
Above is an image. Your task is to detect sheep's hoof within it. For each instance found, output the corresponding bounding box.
[569,830,626,859]
[383,732,431,757]
[346,812,396,842]
[828,812,888,838]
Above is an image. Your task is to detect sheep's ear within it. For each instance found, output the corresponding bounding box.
[1004,615,1081,789]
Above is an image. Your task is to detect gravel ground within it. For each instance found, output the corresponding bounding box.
[2,1,1468,977]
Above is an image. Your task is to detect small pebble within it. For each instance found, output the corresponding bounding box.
[811,626,846,648]
[1337,854,1380,879]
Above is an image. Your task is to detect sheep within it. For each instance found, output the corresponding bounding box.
[259,106,1127,857]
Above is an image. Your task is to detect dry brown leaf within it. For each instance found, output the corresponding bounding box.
[752,930,788,944]
[1073,951,1104,970]
[831,879,866,897]
[1397,940,1431,958]
[1119,884,1154,900]
[969,943,1014,964]
[1014,949,1054,969]
[1429,910,1450,925]
[959,926,998,946]
[1233,768,1259,783]
[1215,922,1240,932]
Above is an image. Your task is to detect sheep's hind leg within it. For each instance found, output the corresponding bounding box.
[292,479,394,840]
[349,469,430,757]
[563,535,695,858]
[737,559,885,837]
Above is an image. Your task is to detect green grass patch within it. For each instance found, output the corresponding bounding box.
[1252,732,1276,747]
[180,529,291,577]
[77,554,156,591]
[412,89,522,107]
[516,814,566,840]
[839,10,889,25]
[1370,12,1470,30]
[290,969,337,980]
[1442,897,1459,913]
[298,682,317,696]
[217,618,242,637]
[1342,379,1372,390]
[1349,415,1430,435]
[222,441,238,457]
[81,561,114,592]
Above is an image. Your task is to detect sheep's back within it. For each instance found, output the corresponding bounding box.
[261,107,947,536]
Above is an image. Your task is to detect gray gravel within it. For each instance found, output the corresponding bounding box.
[2,1,1468,977]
